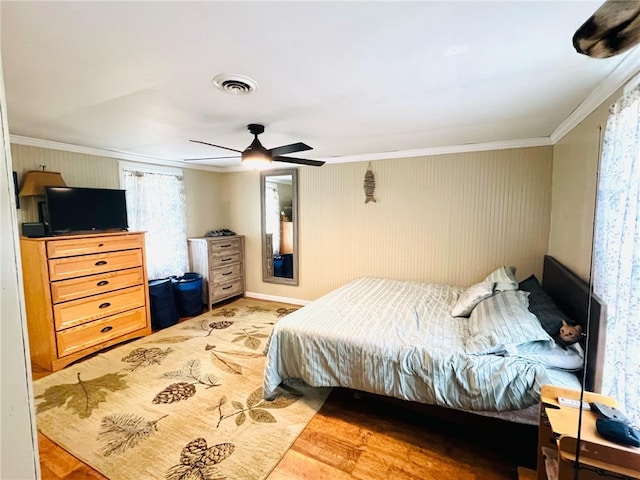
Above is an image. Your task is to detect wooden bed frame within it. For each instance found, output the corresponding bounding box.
[541,255,607,393]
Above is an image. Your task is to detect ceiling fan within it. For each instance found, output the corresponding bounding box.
[186,124,325,167]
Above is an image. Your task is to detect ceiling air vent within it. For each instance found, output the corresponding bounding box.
[212,74,259,96]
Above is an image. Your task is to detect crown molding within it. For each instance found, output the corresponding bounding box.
[10,133,554,171]
[550,49,640,144]
[9,134,225,173]
[320,137,553,164]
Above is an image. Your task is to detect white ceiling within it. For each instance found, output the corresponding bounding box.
[2,1,639,171]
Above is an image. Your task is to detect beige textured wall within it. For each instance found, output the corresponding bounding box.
[183,167,227,238]
[10,144,224,238]
[227,146,555,301]
[549,89,620,281]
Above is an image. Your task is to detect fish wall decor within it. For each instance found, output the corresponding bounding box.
[364,162,376,204]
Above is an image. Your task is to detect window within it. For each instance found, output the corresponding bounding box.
[120,162,188,279]
[593,83,640,425]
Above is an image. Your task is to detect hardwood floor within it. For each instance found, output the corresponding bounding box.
[34,362,536,480]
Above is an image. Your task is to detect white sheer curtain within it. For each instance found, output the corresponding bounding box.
[265,181,280,255]
[121,166,188,279]
[593,84,640,425]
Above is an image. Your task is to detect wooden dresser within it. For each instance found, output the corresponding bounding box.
[20,231,152,371]
[187,235,245,309]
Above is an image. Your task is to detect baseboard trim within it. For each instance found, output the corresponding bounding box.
[245,291,310,306]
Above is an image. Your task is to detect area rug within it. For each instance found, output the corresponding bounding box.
[33,298,330,480]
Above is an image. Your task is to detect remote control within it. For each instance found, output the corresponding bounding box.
[558,397,591,410]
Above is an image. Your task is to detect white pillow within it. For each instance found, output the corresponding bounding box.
[451,281,495,317]
[483,266,518,292]
[505,342,584,371]
[465,290,554,354]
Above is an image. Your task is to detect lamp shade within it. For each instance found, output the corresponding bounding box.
[241,138,272,168]
[19,171,67,196]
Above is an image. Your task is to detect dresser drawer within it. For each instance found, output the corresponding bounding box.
[49,249,143,281]
[56,307,147,358]
[47,234,142,258]
[211,279,244,300]
[211,251,241,268]
[209,237,242,254]
[211,263,242,284]
[51,267,144,304]
[53,285,145,330]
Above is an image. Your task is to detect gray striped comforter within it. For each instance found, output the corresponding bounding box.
[263,278,581,411]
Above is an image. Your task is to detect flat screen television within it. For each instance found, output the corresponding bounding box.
[44,186,129,234]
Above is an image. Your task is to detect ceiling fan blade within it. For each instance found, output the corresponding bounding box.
[184,155,240,162]
[189,140,242,153]
[273,155,325,167]
[269,142,313,156]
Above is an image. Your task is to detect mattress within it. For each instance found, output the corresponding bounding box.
[263,277,582,415]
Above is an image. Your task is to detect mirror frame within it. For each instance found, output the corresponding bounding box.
[260,168,299,286]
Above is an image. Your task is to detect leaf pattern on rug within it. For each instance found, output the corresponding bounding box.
[146,336,195,344]
[211,308,238,318]
[166,438,234,480]
[98,412,168,456]
[154,360,221,403]
[205,344,263,375]
[182,317,235,337]
[35,372,128,419]
[121,347,174,371]
[212,387,302,428]
[231,328,270,350]
[276,307,299,317]
[245,305,270,314]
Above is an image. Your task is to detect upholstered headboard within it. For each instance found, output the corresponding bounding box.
[541,255,607,392]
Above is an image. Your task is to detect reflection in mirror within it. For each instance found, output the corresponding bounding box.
[261,168,298,285]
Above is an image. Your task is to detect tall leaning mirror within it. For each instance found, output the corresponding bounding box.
[261,168,298,285]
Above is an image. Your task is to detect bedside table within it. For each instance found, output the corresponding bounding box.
[518,385,640,480]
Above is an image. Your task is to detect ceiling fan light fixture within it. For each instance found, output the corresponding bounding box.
[241,130,271,166]
[241,146,272,166]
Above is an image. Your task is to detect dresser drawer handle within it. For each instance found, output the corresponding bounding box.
[98,243,105,247]
[222,271,232,276]
[222,285,233,290]
[220,244,231,248]
[221,257,232,262]
[97,280,109,287]
[98,302,111,309]
[95,260,108,266]
[100,326,113,333]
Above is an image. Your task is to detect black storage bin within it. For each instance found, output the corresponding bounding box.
[148,278,179,330]
[274,254,294,278]
[172,272,203,318]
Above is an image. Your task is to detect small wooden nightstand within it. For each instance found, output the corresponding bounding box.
[518,385,640,480]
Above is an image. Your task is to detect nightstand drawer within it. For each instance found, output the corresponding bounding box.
[51,267,144,304]
[211,264,242,283]
[56,307,147,358]
[47,234,142,258]
[53,285,145,330]
[49,249,143,281]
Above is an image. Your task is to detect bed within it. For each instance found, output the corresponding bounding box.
[263,256,606,425]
